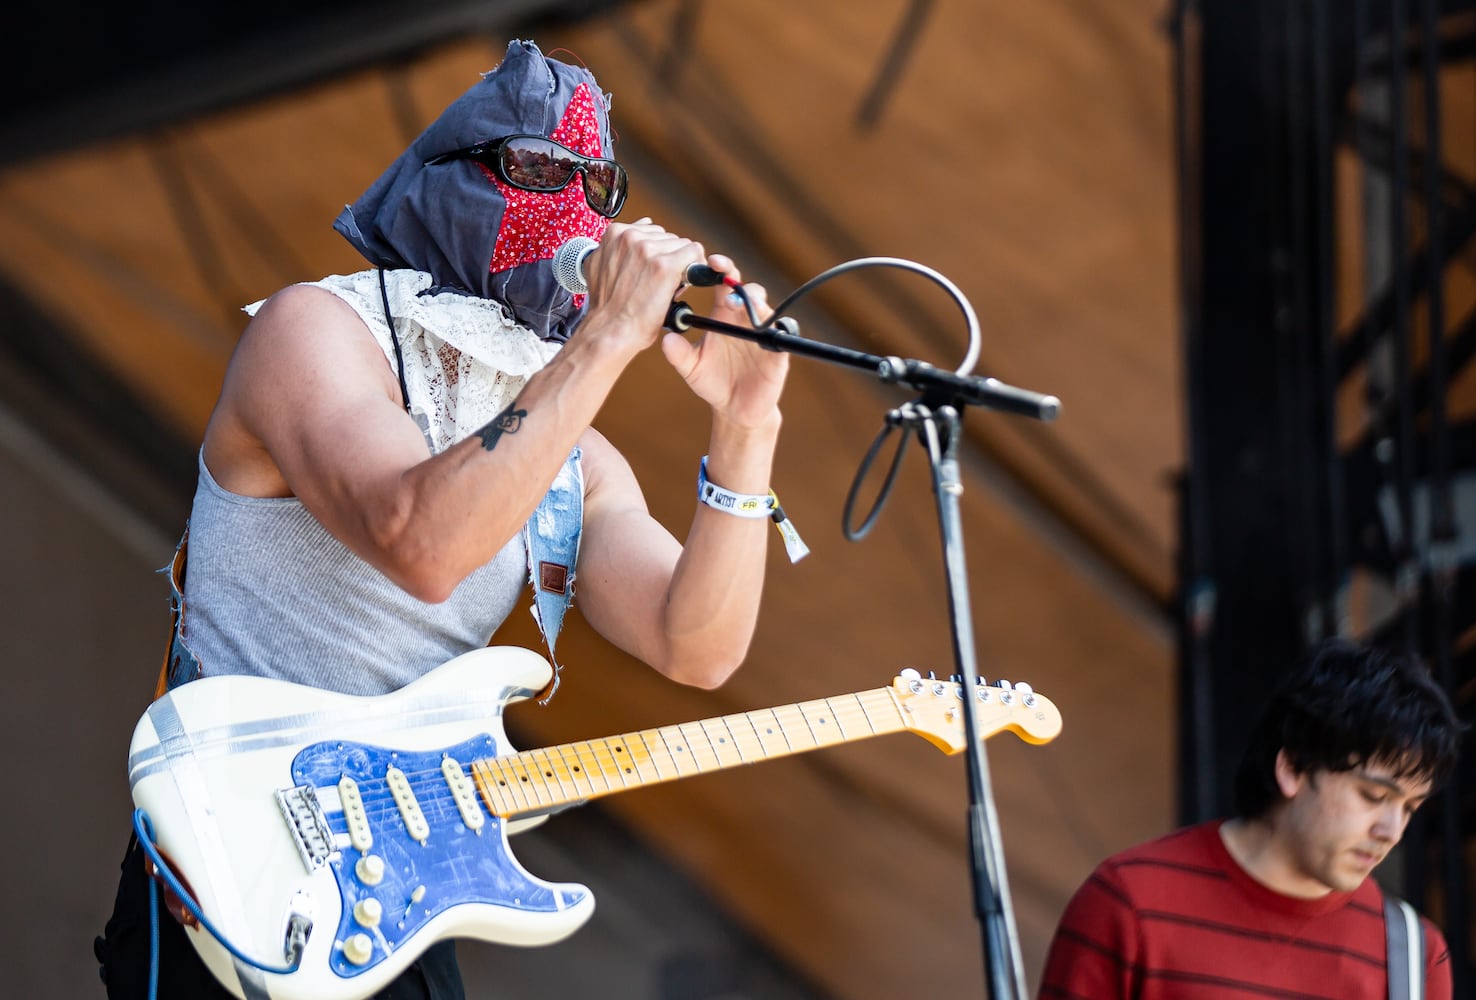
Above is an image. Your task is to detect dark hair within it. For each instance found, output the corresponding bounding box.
[1232,638,1464,820]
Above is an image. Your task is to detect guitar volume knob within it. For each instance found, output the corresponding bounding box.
[353,897,383,928]
[355,854,386,886]
[343,932,374,966]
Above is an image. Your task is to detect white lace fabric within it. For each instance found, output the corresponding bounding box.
[245,269,563,455]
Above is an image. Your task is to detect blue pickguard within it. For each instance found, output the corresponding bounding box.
[290,735,586,980]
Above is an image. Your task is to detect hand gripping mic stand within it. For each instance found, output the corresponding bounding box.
[666,260,1058,1000]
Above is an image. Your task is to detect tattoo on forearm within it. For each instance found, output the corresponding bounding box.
[477,404,527,451]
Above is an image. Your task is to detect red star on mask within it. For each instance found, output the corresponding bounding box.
[483,82,612,295]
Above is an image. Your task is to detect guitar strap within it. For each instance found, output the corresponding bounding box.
[232,958,273,1000]
[155,526,201,697]
[522,447,583,705]
[1384,893,1424,1000]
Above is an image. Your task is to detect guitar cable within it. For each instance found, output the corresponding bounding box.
[132,808,305,996]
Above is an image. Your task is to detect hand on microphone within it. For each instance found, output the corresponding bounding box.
[661,261,790,431]
[555,235,726,294]
[561,221,788,427]
[567,219,710,355]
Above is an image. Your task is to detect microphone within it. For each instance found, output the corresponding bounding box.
[553,236,727,295]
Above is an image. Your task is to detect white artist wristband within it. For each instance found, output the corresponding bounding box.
[698,456,774,518]
[697,456,809,563]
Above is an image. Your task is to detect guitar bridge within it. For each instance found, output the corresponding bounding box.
[276,785,335,872]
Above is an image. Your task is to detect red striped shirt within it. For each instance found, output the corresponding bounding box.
[1039,821,1451,999]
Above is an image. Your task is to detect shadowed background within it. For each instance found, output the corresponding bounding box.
[1,2,1471,998]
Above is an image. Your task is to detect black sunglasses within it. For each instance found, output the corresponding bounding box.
[425,134,628,219]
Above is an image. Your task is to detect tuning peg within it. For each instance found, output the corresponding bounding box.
[927,670,937,680]
[899,668,921,681]
[1014,682,1033,697]
[994,678,1012,690]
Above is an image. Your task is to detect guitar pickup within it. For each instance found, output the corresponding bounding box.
[276,785,336,872]
[441,757,486,833]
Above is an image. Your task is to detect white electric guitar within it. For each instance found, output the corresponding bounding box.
[129,646,1062,1000]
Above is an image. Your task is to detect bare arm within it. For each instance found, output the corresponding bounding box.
[204,223,789,686]
[574,274,789,688]
[204,221,703,602]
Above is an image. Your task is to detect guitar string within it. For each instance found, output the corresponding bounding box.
[343,693,895,797]
[344,696,890,817]
[348,678,1043,823]
[335,681,1012,825]
[321,692,908,824]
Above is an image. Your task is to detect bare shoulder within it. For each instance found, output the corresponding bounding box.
[205,283,399,495]
[230,283,388,373]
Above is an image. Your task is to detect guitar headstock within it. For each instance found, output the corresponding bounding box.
[891,669,1062,753]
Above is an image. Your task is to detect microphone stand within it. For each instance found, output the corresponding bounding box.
[667,303,1059,422]
[667,301,1057,999]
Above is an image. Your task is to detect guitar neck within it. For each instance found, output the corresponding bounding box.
[470,687,905,818]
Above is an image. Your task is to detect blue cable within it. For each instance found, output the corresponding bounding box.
[147,863,160,1000]
[131,809,304,981]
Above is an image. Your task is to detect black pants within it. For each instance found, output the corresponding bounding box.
[95,834,465,1000]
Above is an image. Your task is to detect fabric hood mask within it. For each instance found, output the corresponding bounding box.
[333,39,614,343]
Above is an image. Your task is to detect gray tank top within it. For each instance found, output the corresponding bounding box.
[181,453,527,696]
[172,272,571,697]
